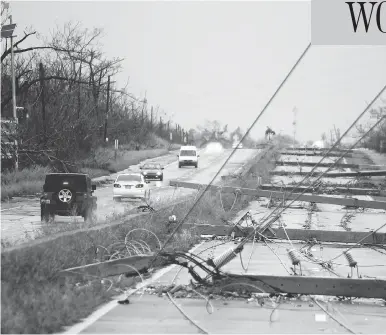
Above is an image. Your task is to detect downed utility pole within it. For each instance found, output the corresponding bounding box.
[169,180,386,210]
[280,151,353,158]
[286,147,354,153]
[259,184,383,196]
[213,274,386,299]
[270,169,386,178]
[160,247,386,299]
[275,160,360,169]
[181,223,386,245]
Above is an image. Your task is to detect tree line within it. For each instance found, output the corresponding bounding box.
[1,8,190,170]
[1,4,264,173]
[319,105,386,152]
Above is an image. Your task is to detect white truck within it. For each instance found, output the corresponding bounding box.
[178,145,199,168]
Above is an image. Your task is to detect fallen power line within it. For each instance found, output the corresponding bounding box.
[259,184,383,196]
[169,180,386,211]
[275,160,383,170]
[280,151,353,158]
[270,169,386,178]
[181,223,386,245]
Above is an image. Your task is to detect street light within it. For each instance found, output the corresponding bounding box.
[1,16,18,170]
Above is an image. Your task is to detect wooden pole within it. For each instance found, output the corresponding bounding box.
[39,62,47,145]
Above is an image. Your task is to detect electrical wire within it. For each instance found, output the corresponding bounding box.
[149,43,312,265]
[219,187,239,212]
[311,297,357,334]
[239,229,257,272]
[260,92,386,228]
[167,292,210,334]
[262,239,292,275]
[256,115,386,235]
[171,240,233,285]
[328,221,386,262]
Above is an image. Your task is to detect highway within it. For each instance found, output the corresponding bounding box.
[0,146,260,244]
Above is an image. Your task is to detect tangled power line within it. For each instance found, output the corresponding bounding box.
[66,41,386,334]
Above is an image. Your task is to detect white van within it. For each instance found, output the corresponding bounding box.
[178,146,199,168]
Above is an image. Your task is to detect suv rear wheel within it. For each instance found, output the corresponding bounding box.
[57,188,74,205]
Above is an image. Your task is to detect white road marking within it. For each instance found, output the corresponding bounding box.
[163,160,177,168]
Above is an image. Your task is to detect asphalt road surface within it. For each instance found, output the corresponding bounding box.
[1,147,260,244]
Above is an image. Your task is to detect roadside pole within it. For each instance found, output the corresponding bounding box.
[103,75,111,142]
[114,139,118,160]
[10,16,18,170]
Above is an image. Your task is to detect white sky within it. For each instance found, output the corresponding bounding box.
[9,1,386,142]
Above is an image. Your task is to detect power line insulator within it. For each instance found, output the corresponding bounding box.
[287,249,301,266]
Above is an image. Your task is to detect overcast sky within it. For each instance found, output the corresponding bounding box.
[9,1,386,143]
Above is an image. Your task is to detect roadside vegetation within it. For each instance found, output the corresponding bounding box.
[1,2,188,200]
[1,145,178,201]
[318,104,385,154]
[356,105,386,154]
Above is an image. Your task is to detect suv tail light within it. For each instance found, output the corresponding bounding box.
[114,183,121,188]
[136,184,144,188]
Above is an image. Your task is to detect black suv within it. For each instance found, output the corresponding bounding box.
[40,173,97,222]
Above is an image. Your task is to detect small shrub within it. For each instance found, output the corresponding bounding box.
[1,166,51,200]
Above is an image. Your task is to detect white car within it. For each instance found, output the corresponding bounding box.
[178,146,199,168]
[113,173,148,201]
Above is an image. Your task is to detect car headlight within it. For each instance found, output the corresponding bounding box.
[143,171,147,175]
[156,171,161,175]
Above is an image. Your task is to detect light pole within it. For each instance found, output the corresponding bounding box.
[1,16,18,170]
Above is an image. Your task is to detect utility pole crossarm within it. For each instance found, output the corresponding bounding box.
[168,180,386,210]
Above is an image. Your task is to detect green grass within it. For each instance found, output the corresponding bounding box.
[108,148,170,172]
[79,147,180,174]
[1,166,52,201]
[79,167,111,179]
